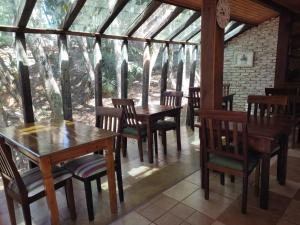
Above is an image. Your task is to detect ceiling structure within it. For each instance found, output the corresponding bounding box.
[0,0,292,46]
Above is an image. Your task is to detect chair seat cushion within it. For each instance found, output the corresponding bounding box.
[63,154,107,179]
[123,124,147,136]
[209,151,260,172]
[9,166,72,198]
[155,120,176,130]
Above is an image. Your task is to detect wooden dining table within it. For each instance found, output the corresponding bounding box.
[0,120,118,225]
[135,105,182,163]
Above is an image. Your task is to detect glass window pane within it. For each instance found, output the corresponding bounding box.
[173,18,201,41]
[0,0,21,26]
[189,32,201,44]
[28,0,75,29]
[133,4,176,38]
[70,0,118,33]
[105,0,151,36]
[156,9,195,40]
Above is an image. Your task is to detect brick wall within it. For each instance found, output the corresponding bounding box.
[223,17,279,111]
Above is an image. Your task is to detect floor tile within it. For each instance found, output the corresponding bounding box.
[294,188,300,202]
[110,211,151,225]
[154,212,183,225]
[180,222,192,225]
[269,175,300,198]
[138,204,167,221]
[185,171,202,186]
[152,195,178,210]
[282,200,300,224]
[209,175,242,200]
[163,181,199,201]
[169,203,195,220]
[218,201,281,225]
[185,211,214,225]
[211,221,226,225]
[288,149,300,159]
[276,218,298,225]
[182,190,233,219]
[271,157,300,183]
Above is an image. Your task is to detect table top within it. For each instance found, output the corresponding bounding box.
[135,105,180,116]
[0,120,116,158]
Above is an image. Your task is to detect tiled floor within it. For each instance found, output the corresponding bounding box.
[110,148,300,225]
[1,126,300,225]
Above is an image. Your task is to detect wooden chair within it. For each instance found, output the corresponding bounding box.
[247,95,289,185]
[112,98,157,162]
[188,87,201,130]
[155,91,183,154]
[0,139,76,225]
[200,110,260,214]
[63,107,124,221]
[223,83,230,96]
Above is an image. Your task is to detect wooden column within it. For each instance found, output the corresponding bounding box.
[189,46,198,88]
[201,0,224,110]
[176,44,185,91]
[160,44,169,104]
[121,40,128,99]
[94,38,103,107]
[59,34,72,120]
[15,33,34,123]
[274,10,292,87]
[142,42,151,107]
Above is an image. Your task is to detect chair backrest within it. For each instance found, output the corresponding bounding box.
[223,83,230,96]
[200,110,248,168]
[265,87,298,96]
[247,95,289,118]
[0,138,26,194]
[189,87,201,108]
[112,98,139,128]
[96,107,123,133]
[162,91,183,107]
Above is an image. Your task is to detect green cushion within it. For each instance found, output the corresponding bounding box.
[155,120,176,130]
[123,125,147,136]
[209,151,260,172]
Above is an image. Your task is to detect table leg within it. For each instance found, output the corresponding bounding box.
[147,118,154,163]
[175,112,181,151]
[40,158,60,225]
[260,154,270,209]
[105,138,118,214]
[279,135,288,185]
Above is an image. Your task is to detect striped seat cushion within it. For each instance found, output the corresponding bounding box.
[63,154,107,179]
[9,167,72,198]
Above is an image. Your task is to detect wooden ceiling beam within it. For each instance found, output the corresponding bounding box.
[15,0,37,28]
[149,7,184,39]
[97,0,129,34]
[61,0,87,30]
[251,0,285,13]
[126,1,162,37]
[170,12,200,40]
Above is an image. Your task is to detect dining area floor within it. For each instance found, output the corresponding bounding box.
[0,126,300,225]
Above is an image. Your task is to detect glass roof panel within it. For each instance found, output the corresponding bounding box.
[189,32,201,44]
[0,0,21,26]
[132,3,176,38]
[173,18,201,41]
[28,0,75,29]
[155,9,195,40]
[105,0,152,36]
[70,0,118,32]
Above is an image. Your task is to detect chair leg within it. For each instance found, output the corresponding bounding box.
[21,203,32,225]
[241,175,248,214]
[161,131,167,155]
[137,138,144,162]
[65,179,77,220]
[292,126,296,148]
[121,137,127,157]
[84,181,94,221]
[96,178,102,192]
[204,167,209,200]
[190,108,195,131]
[254,163,260,197]
[116,165,124,202]
[220,173,225,185]
[154,131,158,156]
[230,175,235,183]
[5,192,16,225]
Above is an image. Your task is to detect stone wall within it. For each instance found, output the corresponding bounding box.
[224,17,279,111]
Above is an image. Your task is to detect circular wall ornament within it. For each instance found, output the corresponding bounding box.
[216,0,231,29]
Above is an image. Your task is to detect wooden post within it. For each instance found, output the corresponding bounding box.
[176,44,185,91]
[201,0,224,110]
[15,33,34,123]
[142,42,151,107]
[59,34,72,120]
[94,38,103,107]
[274,10,292,87]
[121,40,128,99]
[189,46,198,88]
[160,44,169,104]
